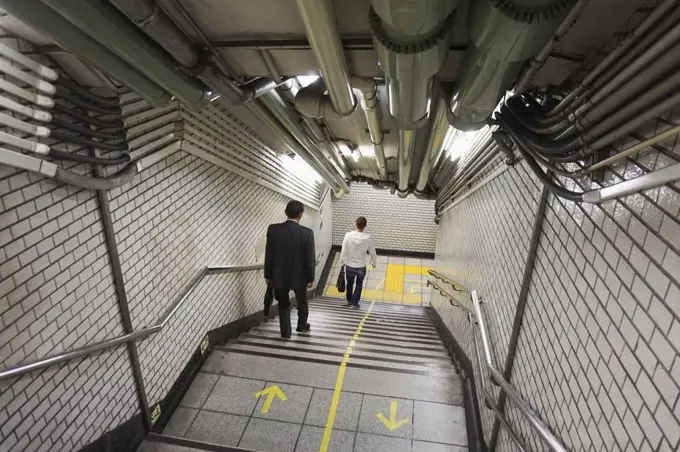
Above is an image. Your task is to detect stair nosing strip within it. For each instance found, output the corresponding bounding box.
[216,348,456,377]
[291,316,439,335]
[251,326,443,346]
[275,318,440,339]
[238,333,450,356]
[240,332,446,352]
[217,343,454,368]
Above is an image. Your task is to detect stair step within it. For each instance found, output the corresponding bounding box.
[250,324,444,347]
[238,333,451,357]
[288,312,439,334]
[252,322,441,344]
[240,329,447,352]
[303,303,435,327]
[225,337,453,365]
[310,299,432,319]
[217,345,457,377]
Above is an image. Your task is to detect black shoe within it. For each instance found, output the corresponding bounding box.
[352,304,360,309]
[296,323,311,333]
[281,334,291,339]
[346,302,352,307]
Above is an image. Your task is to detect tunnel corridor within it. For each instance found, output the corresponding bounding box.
[1,1,680,452]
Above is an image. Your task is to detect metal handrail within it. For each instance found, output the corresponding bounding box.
[0,263,264,381]
[427,279,471,313]
[471,290,567,452]
[428,269,470,292]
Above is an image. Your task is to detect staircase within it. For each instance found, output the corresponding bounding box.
[138,296,468,452]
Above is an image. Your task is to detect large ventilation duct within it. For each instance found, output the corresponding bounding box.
[0,0,171,108]
[448,0,578,130]
[369,0,457,130]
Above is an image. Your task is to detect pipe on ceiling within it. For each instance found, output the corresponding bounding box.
[368,0,457,130]
[448,0,578,130]
[43,0,211,110]
[415,94,450,194]
[257,91,350,196]
[295,0,356,118]
[294,76,388,179]
[0,0,171,108]
[107,0,276,105]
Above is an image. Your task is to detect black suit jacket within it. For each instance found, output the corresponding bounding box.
[264,220,316,290]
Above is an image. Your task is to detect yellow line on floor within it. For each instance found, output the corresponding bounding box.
[319,301,375,452]
[385,264,404,292]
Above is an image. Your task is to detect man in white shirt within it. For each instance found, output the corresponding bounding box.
[340,216,378,308]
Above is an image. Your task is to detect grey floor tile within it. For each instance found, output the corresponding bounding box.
[185,411,249,446]
[136,441,203,452]
[412,441,467,452]
[354,432,411,452]
[405,258,422,266]
[202,375,267,416]
[163,407,199,437]
[295,425,356,452]
[239,418,302,452]
[358,395,413,439]
[202,352,340,389]
[179,373,219,409]
[304,389,363,431]
[343,368,463,405]
[253,382,314,423]
[413,402,467,446]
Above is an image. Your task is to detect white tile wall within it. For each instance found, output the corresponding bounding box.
[332,183,438,253]
[0,32,329,452]
[432,102,680,452]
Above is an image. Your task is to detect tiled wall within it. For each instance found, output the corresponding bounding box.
[0,32,330,451]
[332,183,438,253]
[432,115,680,451]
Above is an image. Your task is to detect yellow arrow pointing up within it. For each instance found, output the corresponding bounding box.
[254,385,287,414]
[376,401,409,431]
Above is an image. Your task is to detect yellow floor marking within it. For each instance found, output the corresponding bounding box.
[383,291,403,303]
[385,264,405,292]
[374,278,385,291]
[254,385,287,414]
[326,285,342,297]
[320,301,375,452]
[403,265,423,275]
[421,267,432,276]
[361,289,384,301]
[403,293,422,304]
[376,400,409,431]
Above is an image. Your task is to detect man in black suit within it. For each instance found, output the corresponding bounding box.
[264,200,315,338]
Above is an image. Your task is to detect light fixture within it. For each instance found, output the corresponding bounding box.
[297,74,320,88]
[448,127,488,161]
[352,151,360,162]
[280,153,322,184]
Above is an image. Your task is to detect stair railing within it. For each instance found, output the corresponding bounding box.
[0,263,264,381]
[427,269,567,452]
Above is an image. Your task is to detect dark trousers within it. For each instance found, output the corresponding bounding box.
[346,266,367,305]
[274,288,309,338]
[264,282,274,316]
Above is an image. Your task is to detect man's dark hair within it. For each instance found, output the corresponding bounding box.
[285,200,305,219]
[356,216,367,230]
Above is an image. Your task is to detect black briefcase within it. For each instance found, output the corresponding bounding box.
[336,266,346,293]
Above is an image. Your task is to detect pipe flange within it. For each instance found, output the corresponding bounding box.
[369,7,456,56]
[488,0,578,24]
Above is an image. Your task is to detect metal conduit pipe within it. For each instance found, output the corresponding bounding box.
[513,0,589,93]
[0,0,171,108]
[294,76,387,179]
[254,93,349,196]
[436,132,494,203]
[437,139,496,204]
[369,0,457,130]
[537,16,680,126]
[415,96,450,194]
[545,0,678,117]
[295,0,356,117]
[448,0,577,130]
[108,0,279,106]
[43,0,210,110]
[396,129,418,197]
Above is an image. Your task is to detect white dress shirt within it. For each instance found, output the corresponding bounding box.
[340,230,378,269]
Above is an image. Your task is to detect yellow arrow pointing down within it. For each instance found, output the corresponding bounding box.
[254,385,287,414]
[376,401,409,431]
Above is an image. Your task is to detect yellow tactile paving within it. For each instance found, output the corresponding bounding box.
[326,257,432,306]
